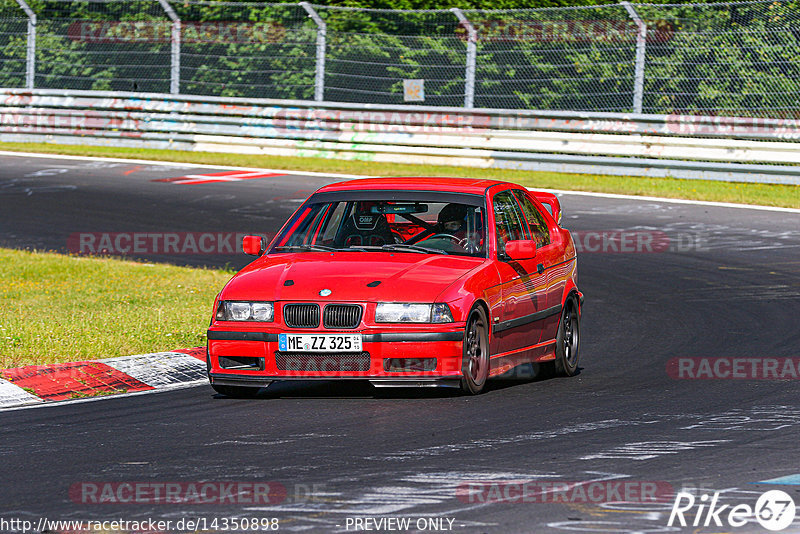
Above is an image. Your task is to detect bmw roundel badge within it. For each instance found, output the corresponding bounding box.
[319,289,332,297]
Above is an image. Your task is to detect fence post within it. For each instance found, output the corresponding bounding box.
[157,0,181,94]
[621,1,646,114]
[300,2,326,102]
[451,8,476,109]
[15,0,35,90]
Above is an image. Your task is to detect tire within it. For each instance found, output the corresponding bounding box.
[211,384,262,398]
[554,299,580,376]
[460,306,491,394]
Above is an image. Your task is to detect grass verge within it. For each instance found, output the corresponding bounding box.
[1,142,798,208]
[0,248,233,368]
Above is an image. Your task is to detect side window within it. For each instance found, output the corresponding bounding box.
[304,205,330,245]
[320,202,348,244]
[512,190,551,248]
[493,191,528,257]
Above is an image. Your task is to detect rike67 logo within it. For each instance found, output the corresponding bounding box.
[668,490,796,531]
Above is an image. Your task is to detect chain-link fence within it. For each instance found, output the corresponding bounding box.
[1,0,799,117]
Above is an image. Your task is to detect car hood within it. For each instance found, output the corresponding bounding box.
[221,252,485,303]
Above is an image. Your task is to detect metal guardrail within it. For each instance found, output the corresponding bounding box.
[1,89,800,185]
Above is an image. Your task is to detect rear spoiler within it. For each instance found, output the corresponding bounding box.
[532,192,562,226]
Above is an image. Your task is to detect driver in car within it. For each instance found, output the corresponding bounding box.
[435,203,478,252]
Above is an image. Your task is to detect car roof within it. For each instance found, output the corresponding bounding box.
[316,177,515,195]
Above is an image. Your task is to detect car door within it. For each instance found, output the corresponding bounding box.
[512,189,562,344]
[491,189,549,356]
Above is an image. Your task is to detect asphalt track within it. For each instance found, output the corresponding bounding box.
[1,153,800,533]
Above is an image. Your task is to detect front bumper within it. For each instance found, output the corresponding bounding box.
[207,325,466,382]
[208,373,461,389]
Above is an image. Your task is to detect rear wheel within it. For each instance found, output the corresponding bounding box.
[211,384,262,398]
[554,299,580,376]
[460,306,490,394]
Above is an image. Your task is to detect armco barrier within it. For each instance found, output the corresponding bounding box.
[2,88,800,185]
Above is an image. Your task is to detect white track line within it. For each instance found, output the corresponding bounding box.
[536,188,800,214]
[0,150,372,180]
[2,150,797,213]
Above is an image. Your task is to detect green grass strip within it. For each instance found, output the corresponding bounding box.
[0,248,233,367]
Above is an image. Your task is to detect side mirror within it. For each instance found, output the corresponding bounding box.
[504,240,536,260]
[242,235,266,256]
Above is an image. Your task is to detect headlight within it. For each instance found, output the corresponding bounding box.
[375,303,453,323]
[216,301,274,322]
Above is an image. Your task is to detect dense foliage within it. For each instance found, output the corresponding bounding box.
[1,0,799,117]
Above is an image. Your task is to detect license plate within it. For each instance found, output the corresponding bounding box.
[278,333,362,353]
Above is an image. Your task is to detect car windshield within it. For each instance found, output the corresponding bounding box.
[271,196,487,258]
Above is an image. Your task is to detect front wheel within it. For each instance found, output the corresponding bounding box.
[460,306,490,394]
[554,299,580,376]
[211,384,262,398]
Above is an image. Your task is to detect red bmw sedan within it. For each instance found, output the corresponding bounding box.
[207,177,582,396]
